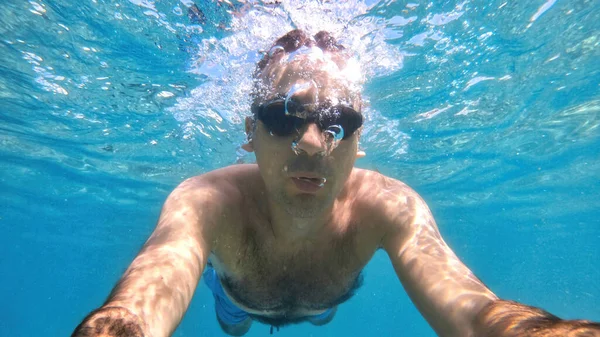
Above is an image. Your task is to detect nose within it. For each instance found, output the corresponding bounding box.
[294,123,327,156]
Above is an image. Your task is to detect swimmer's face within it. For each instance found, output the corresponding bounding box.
[245,47,363,217]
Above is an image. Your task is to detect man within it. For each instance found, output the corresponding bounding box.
[72,30,600,337]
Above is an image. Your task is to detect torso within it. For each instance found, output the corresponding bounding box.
[210,234,367,320]
[207,165,387,323]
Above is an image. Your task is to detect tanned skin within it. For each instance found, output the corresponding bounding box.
[72,30,600,337]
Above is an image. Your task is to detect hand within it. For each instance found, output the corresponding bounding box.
[72,306,146,337]
[475,300,600,337]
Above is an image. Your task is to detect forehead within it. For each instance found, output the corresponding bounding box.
[256,47,362,108]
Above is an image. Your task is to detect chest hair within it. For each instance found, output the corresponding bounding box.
[222,223,366,311]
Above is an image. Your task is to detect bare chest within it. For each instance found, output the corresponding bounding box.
[212,227,373,314]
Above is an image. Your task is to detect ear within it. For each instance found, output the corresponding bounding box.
[241,116,255,152]
[355,130,365,158]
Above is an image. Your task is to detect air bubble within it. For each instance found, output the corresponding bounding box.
[323,125,344,154]
[285,46,324,63]
[291,140,301,155]
[285,81,315,116]
[268,45,284,58]
[325,125,344,141]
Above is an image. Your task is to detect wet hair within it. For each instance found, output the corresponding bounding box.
[250,29,351,115]
[253,29,346,77]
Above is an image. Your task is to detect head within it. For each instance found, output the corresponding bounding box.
[243,30,365,218]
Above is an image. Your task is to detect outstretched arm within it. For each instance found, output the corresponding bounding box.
[474,299,600,337]
[380,181,496,336]
[380,181,600,337]
[72,177,222,337]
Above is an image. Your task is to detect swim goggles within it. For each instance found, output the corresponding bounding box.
[253,98,363,141]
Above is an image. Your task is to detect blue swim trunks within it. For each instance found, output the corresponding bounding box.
[203,265,333,326]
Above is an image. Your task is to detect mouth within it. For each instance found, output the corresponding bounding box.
[290,175,327,193]
[295,176,326,186]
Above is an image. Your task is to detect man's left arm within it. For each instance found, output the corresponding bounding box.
[380,182,600,337]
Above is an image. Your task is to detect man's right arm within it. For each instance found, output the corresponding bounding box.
[72,177,224,337]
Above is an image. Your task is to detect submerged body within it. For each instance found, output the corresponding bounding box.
[72,29,600,337]
[202,165,390,327]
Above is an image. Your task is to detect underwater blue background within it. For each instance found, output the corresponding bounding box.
[1,0,598,336]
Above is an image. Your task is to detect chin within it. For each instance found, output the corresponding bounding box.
[279,192,331,218]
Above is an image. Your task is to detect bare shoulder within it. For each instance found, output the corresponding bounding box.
[172,164,260,204]
[350,168,416,195]
[354,168,498,336]
[349,168,426,231]
[159,164,260,236]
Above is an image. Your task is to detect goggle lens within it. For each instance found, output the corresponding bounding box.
[256,100,362,140]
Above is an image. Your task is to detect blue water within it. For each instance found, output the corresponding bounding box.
[1,0,598,336]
